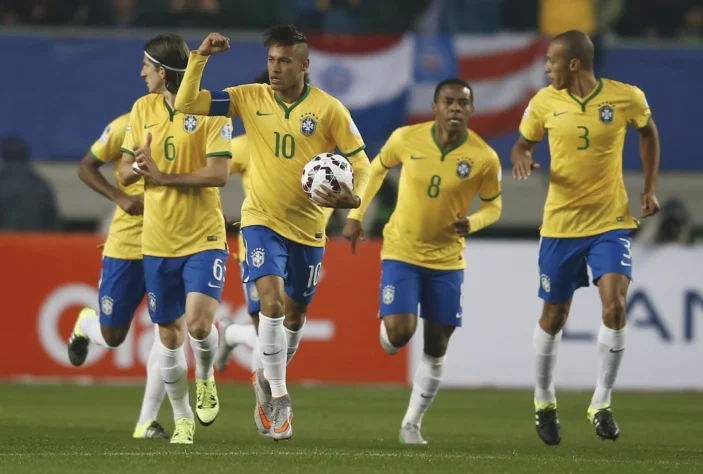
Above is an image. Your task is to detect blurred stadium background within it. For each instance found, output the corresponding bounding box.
[1,1,702,471]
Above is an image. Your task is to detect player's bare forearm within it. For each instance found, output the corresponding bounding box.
[118,153,141,187]
[638,118,660,193]
[174,52,213,116]
[162,157,230,188]
[347,154,388,221]
[77,153,120,202]
[468,197,502,234]
[510,138,539,180]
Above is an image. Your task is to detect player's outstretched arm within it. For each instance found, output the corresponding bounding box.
[174,33,231,116]
[78,153,143,216]
[344,155,394,254]
[637,118,661,218]
[510,136,540,180]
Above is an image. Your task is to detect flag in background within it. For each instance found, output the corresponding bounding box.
[410,33,546,137]
[307,34,415,156]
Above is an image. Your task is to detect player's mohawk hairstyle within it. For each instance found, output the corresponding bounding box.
[263,25,309,48]
[434,78,474,104]
[554,30,595,71]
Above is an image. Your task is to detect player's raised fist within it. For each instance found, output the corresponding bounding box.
[197,33,230,56]
[343,218,365,255]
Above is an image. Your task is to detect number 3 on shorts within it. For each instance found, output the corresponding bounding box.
[619,238,632,267]
[213,258,225,283]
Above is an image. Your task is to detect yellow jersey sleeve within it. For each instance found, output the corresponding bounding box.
[478,152,502,202]
[120,101,144,157]
[174,52,214,116]
[518,93,547,143]
[229,136,248,175]
[627,86,652,129]
[206,117,234,158]
[378,129,403,169]
[329,101,366,156]
[90,114,129,163]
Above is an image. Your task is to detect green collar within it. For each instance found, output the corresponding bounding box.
[163,97,176,122]
[567,77,603,112]
[431,124,469,161]
[274,83,311,119]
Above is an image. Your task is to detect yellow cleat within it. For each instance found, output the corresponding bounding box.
[170,418,195,445]
[195,376,219,426]
[133,419,170,439]
[67,307,96,366]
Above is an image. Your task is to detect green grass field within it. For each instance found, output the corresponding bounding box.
[0,383,701,473]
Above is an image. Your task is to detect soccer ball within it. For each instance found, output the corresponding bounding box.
[301,153,354,197]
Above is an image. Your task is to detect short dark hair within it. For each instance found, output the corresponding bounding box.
[144,34,190,93]
[253,70,310,85]
[553,30,594,71]
[0,134,30,164]
[263,24,309,49]
[433,78,474,103]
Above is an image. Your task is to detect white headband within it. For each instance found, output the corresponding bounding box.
[144,51,187,72]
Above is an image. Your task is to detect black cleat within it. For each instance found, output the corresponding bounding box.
[589,407,620,441]
[535,405,561,446]
[67,308,94,367]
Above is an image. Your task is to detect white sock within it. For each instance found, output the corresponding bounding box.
[534,324,562,405]
[591,323,627,409]
[189,325,218,380]
[284,319,305,364]
[224,324,257,349]
[251,338,263,372]
[258,313,287,398]
[79,312,112,348]
[401,353,445,427]
[158,341,192,421]
[379,320,400,355]
[137,327,166,425]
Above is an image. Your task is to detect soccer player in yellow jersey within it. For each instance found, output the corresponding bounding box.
[214,71,335,379]
[117,34,233,445]
[175,26,371,441]
[67,112,169,440]
[511,30,661,445]
[344,78,502,445]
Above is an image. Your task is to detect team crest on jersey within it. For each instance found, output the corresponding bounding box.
[540,274,551,293]
[251,248,265,268]
[100,296,114,316]
[148,292,157,312]
[598,102,614,124]
[221,123,233,140]
[456,159,472,179]
[184,115,198,133]
[382,285,395,305]
[300,112,319,137]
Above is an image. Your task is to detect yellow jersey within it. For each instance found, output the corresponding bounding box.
[348,122,502,271]
[121,94,233,257]
[90,113,144,260]
[519,78,651,238]
[175,52,371,247]
[229,134,334,262]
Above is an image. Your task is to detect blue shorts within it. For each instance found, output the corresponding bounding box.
[241,225,325,305]
[239,260,261,315]
[143,249,229,324]
[98,257,145,328]
[379,260,464,328]
[538,229,633,304]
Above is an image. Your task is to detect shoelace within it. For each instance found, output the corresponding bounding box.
[197,384,216,408]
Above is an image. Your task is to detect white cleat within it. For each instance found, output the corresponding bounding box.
[399,423,428,445]
[251,368,273,435]
[214,317,236,373]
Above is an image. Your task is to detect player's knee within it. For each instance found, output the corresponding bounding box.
[188,319,213,340]
[602,298,627,329]
[284,312,306,332]
[260,300,284,318]
[541,303,570,334]
[100,326,128,348]
[384,319,416,349]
